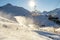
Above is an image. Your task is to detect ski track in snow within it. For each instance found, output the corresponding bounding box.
[34,30,60,40]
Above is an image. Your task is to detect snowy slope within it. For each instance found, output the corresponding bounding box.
[0,13,60,40]
[0,27,53,40]
[0,22,60,40]
[0,16,52,40]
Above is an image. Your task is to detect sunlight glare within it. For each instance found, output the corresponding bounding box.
[28,0,36,8]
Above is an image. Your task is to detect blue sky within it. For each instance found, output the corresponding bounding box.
[0,0,60,12]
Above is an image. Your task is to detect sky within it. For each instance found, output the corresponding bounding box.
[0,0,60,12]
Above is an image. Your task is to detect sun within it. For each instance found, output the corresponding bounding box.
[28,0,36,8]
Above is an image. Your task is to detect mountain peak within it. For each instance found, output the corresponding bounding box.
[3,3,13,7]
[6,3,12,6]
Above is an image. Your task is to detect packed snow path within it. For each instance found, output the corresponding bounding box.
[34,30,60,40]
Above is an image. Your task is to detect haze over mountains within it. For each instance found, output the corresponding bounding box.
[0,3,60,27]
[0,3,60,17]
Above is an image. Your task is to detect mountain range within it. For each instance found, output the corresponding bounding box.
[0,3,60,27]
[0,3,31,16]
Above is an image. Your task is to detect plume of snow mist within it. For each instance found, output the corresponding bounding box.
[14,16,39,30]
[0,11,16,21]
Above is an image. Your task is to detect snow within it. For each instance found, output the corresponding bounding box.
[0,24,60,40]
[0,16,52,40]
[0,16,60,40]
[0,13,60,40]
[0,24,52,40]
[34,30,60,40]
[32,15,59,27]
[0,3,60,40]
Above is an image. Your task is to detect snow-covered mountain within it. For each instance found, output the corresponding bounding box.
[38,8,60,26]
[42,11,48,15]
[0,3,31,16]
[46,8,60,25]
[48,8,60,18]
[42,8,60,17]
[32,15,59,27]
[0,3,60,27]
